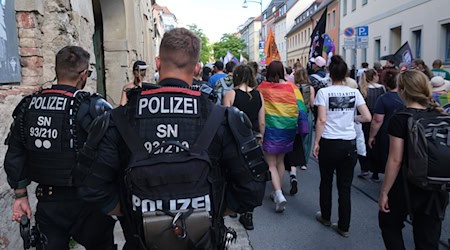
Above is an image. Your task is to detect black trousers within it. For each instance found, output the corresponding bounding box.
[35,186,116,250]
[318,139,357,231]
[379,176,449,250]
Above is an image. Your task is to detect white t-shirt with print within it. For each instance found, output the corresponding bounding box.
[314,85,366,140]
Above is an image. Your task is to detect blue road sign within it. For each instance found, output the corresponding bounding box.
[356,26,369,37]
[344,27,355,37]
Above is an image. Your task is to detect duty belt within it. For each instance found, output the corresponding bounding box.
[35,185,79,201]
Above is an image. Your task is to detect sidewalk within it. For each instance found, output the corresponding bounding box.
[74,216,251,249]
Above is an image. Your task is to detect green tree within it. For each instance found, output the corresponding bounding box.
[212,34,247,62]
[188,24,211,64]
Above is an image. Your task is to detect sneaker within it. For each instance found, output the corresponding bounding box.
[315,211,331,226]
[239,212,254,230]
[274,193,287,213]
[289,176,298,195]
[331,223,350,238]
[229,213,238,218]
[300,165,308,170]
[357,171,369,178]
[370,176,381,183]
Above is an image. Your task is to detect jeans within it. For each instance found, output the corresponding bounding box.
[318,138,357,232]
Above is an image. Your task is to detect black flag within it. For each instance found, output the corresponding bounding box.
[308,8,327,60]
[393,42,414,68]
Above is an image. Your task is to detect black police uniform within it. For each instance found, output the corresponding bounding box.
[4,84,116,250]
[77,78,267,250]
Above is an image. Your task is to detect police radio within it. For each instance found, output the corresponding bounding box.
[19,215,47,249]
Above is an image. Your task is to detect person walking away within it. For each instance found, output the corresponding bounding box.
[358,69,386,182]
[4,46,116,250]
[258,61,308,212]
[223,64,265,230]
[76,28,268,250]
[208,61,226,88]
[120,60,149,105]
[368,69,404,178]
[215,61,236,105]
[412,59,433,80]
[431,59,450,80]
[313,55,371,238]
[378,70,449,250]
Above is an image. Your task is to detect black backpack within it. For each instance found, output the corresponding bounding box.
[400,111,450,191]
[111,104,226,249]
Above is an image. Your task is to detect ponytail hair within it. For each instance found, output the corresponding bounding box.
[398,70,445,113]
[328,55,347,83]
[360,69,377,97]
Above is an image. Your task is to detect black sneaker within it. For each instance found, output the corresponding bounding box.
[239,212,254,230]
[290,176,298,195]
[229,213,238,218]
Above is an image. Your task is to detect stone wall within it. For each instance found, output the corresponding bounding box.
[0,0,95,248]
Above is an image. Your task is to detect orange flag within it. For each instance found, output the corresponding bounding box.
[264,28,281,65]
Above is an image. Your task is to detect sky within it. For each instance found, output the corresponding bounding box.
[156,0,268,43]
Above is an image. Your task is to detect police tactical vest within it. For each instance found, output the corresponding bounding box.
[24,88,87,186]
[116,87,225,249]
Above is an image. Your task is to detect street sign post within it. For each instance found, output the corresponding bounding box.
[356,26,369,49]
[343,27,356,49]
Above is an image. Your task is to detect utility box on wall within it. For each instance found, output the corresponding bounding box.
[0,0,21,84]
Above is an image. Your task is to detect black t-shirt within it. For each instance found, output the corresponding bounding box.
[233,89,262,133]
[388,108,443,139]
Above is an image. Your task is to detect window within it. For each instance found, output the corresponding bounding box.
[362,0,368,5]
[413,30,422,59]
[343,0,347,16]
[445,24,450,62]
[332,10,336,28]
[352,0,356,11]
[374,39,381,61]
[327,13,330,30]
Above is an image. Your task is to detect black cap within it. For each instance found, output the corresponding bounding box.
[213,61,224,70]
[133,60,147,71]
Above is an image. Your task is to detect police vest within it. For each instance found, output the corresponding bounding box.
[24,88,87,186]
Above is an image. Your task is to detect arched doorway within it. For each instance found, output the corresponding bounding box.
[92,0,129,106]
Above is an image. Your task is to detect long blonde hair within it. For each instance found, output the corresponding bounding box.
[360,69,377,97]
[398,70,444,113]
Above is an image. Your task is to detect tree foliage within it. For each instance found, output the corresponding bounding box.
[188,24,211,64]
[212,34,246,61]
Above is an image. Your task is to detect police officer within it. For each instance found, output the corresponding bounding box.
[4,46,116,250]
[76,28,267,250]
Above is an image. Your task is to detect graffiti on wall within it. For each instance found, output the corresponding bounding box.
[0,0,21,84]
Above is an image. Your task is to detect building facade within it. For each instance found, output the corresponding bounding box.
[0,1,159,248]
[238,17,261,62]
[340,0,450,71]
[286,0,339,67]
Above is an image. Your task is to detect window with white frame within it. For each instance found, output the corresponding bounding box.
[362,0,368,5]
[352,0,356,11]
[413,30,422,59]
[332,10,336,28]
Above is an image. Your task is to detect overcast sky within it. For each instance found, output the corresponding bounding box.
[156,0,268,43]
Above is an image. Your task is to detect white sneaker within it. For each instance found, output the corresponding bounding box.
[301,165,307,170]
[275,193,287,213]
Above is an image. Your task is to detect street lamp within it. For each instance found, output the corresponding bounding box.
[242,0,264,63]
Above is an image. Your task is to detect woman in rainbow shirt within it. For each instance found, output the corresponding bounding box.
[258,61,309,213]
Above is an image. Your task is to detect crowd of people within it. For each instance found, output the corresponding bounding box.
[3,27,450,250]
[201,52,450,249]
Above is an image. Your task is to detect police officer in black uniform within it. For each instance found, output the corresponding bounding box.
[76,28,267,249]
[4,46,116,250]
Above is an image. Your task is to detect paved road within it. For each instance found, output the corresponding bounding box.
[245,157,450,250]
[75,156,449,250]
